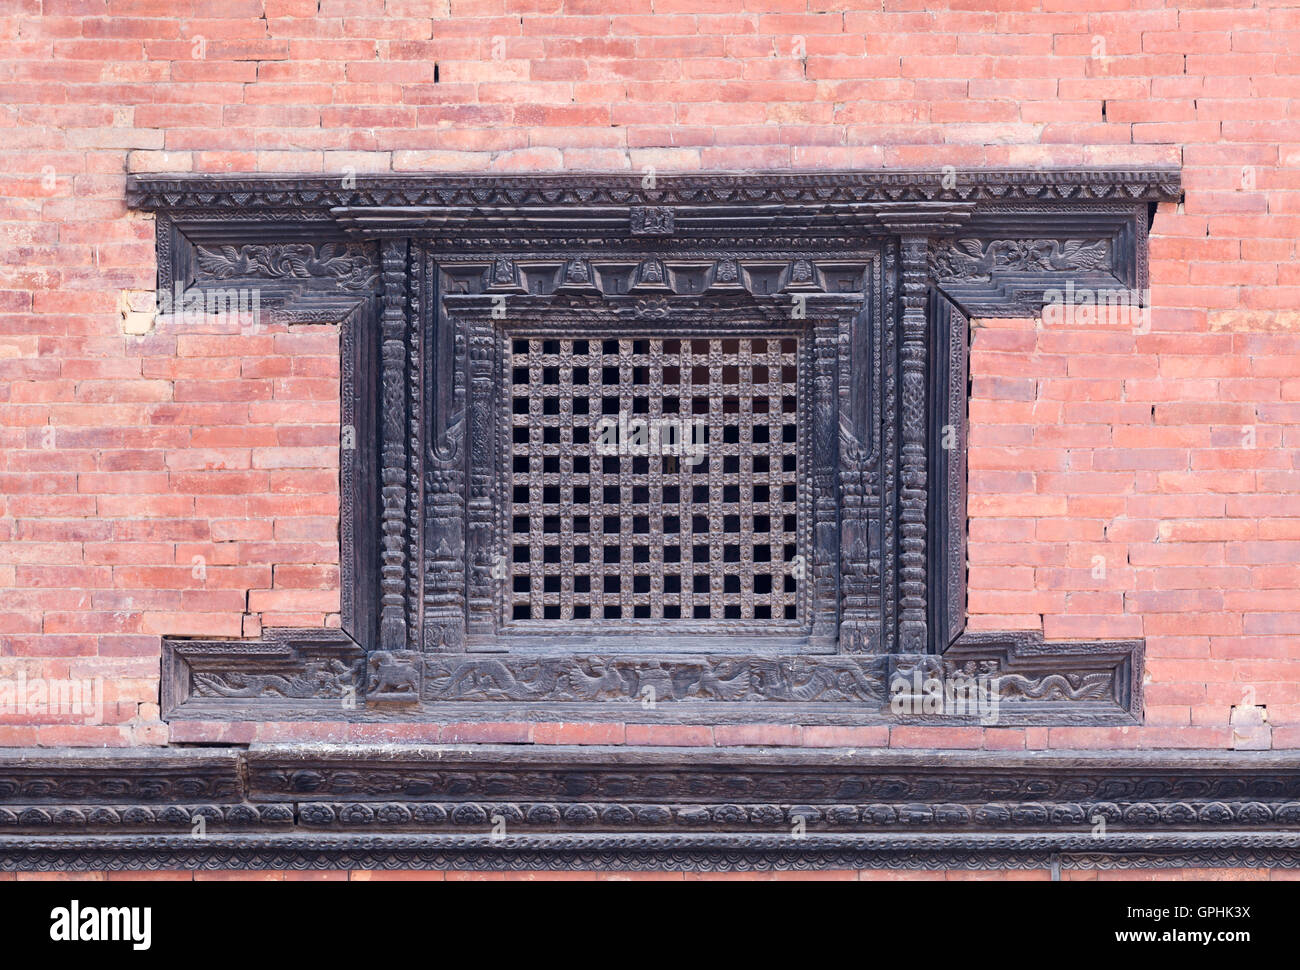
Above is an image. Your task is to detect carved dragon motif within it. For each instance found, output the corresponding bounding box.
[194,242,378,290]
[929,238,1110,283]
[192,658,358,699]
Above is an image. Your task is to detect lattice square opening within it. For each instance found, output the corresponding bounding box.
[502,334,808,634]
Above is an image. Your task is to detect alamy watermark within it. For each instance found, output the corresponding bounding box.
[0,673,104,723]
[1042,282,1150,334]
[889,668,1001,725]
[594,412,707,466]
[50,901,151,950]
[154,280,262,327]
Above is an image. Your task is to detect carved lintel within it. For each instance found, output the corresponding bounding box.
[130,170,1182,214]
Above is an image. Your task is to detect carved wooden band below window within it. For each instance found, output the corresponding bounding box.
[129,170,1180,726]
[2,746,1298,872]
[164,629,1140,725]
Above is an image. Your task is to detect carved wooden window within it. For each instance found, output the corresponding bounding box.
[132,171,1178,726]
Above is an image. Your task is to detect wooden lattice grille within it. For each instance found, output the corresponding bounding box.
[503,334,807,633]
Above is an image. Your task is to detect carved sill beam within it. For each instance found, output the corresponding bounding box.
[162,630,1141,726]
[1,746,1297,872]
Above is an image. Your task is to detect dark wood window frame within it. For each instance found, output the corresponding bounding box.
[129,169,1181,727]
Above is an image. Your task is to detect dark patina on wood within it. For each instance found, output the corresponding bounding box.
[128,170,1180,725]
[2,745,1298,872]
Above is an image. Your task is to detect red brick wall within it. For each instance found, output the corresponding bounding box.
[1,0,1297,751]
